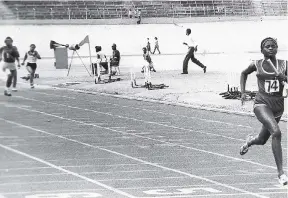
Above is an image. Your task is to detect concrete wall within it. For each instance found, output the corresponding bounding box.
[0,16,286,25]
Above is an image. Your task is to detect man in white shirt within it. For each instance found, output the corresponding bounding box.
[128,9,132,18]
[182,28,206,74]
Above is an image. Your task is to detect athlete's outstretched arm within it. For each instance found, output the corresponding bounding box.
[240,62,256,105]
[21,53,28,65]
[0,47,3,62]
[36,51,41,59]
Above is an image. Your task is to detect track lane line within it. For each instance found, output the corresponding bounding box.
[14,96,246,142]
[7,100,281,170]
[0,143,137,198]
[0,118,269,198]
[32,91,253,129]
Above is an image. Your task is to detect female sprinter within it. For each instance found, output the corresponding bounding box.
[0,37,20,96]
[22,44,41,88]
[240,37,287,185]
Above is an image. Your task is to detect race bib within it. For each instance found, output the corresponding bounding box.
[265,79,280,93]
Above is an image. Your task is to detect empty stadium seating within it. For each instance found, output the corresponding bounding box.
[0,0,287,20]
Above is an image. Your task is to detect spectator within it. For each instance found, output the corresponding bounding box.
[128,9,132,18]
[153,37,161,54]
[146,38,152,54]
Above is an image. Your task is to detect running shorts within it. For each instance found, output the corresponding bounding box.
[27,63,37,71]
[254,92,284,118]
[2,62,16,71]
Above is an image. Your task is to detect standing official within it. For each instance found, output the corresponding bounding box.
[182,28,206,74]
[110,43,120,75]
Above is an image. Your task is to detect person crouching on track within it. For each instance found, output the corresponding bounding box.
[21,44,41,89]
[0,37,20,96]
[182,28,206,74]
[240,37,287,186]
[95,46,109,74]
[141,47,156,73]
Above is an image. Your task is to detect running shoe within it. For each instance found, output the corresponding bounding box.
[12,88,17,92]
[4,90,11,96]
[240,134,254,155]
[279,174,288,186]
[203,66,207,73]
[31,85,35,89]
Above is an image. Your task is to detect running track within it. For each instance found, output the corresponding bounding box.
[0,83,287,198]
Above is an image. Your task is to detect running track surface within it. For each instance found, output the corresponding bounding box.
[0,83,287,198]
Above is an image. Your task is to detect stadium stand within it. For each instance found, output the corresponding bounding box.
[0,0,287,20]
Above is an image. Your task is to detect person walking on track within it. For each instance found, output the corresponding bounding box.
[0,37,20,96]
[182,28,206,74]
[240,37,287,186]
[153,37,161,54]
[146,38,152,54]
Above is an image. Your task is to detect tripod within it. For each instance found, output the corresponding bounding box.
[67,50,92,77]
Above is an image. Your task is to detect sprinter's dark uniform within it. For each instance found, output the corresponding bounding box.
[254,59,287,118]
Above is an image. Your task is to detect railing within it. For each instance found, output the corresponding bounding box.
[1,0,287,20]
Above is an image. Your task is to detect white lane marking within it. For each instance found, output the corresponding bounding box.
[143,188,222,195]
[140,191,288,198]
[14,96,245,142]
[9,104,279,170]
[2,190,102,196]
[0,163,141,171]
[0,118,269,198]
[0,169,163,179]
[0,136,18,139]
[25,192,102,198]
[33,91,253,129]
[30,91,77,99]
[0,143,136,198]
[0,167,51,171]
[0,180,85,186]
[259,184,288,190]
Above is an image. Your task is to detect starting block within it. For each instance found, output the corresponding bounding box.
[92,60,120,84]
[219,84,256,100]
[130,65,168,90]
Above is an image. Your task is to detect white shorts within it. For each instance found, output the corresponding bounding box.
[2,62,16,71]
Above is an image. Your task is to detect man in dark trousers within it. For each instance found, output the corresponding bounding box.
[182,28,206,74]
[110,43,120,75]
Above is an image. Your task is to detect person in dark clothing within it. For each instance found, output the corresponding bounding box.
[182,28,206,74]
[110,43,120,75]
[153,37,161,54]
[146,38,152,54]
[110,43,120,66]
[0,37,20,96]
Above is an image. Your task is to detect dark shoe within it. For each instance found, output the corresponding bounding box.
[4,90,12,96]
[203,66,207,73]
[181,72,188,74]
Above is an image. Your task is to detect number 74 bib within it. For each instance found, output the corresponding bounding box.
[265,79,280,93]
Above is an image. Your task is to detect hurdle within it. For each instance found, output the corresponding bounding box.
[130,64,168,90]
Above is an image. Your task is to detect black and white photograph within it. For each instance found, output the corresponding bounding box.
[0,0,287,197]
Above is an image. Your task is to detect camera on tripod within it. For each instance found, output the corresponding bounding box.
[50,40,69,50]
[69,44,80,51]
